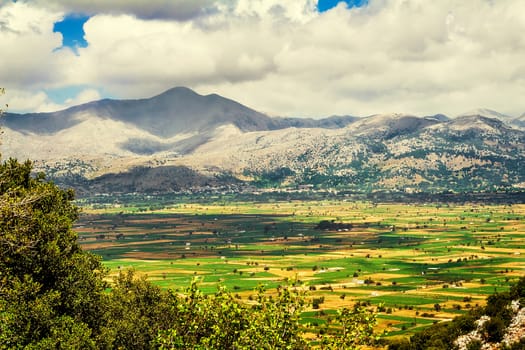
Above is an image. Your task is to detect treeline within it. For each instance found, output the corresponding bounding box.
[315,220,353,231]
[0,158,377,349]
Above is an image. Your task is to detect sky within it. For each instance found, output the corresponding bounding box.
[0,0,524,118]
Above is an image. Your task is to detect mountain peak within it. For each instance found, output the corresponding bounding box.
[459,108,513,120]
[156,86,200,98]
[439,114,511,135]
[347,113,440,139]
[2,86,278,138]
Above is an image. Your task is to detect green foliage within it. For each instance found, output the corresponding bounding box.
[156,279,379,349]
[0,158,107,348]
[400,322,451,350]
[156,281,310,349]
[390,276,525,350]
[157,280,245,349]
[316,220,353,231]
[483,316,506,343]
[509,276,525,301]
[98,269,176,349]
[24,316,96,350]
[485,292,513,322]
[318,305,378,350]
[251,167,295,188]
[466,340,482,350]
[233,284,309,349]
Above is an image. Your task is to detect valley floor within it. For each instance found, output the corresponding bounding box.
[75,199,525,339]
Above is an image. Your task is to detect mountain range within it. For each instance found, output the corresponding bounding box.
[1,87,524,195]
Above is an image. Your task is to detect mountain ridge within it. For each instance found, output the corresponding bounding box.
[2,87,364,138]
[2,86,278,138]
[459,108,514,120]
[1,87,524,195]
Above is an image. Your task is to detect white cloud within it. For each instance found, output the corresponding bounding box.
[30,0,220,21]
[0,2,73,88]
[64,88,101,106]
[231,0,317,23]
[0,87,101,113]
[0,89,61,112]
[2,0,525,117]
[199,0,525,117]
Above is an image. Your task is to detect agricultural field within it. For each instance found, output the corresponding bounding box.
[75,199,525,338]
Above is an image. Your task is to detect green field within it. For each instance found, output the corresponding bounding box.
[75,199,525,337]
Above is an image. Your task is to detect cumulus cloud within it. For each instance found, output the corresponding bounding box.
[0,89,59,112]
[1,0,525,117]
[0,87,101,112]
[30,0,220,21]
[64,88,101,106]
[0,2,70,88]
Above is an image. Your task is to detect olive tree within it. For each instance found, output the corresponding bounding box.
[0,157,108,348]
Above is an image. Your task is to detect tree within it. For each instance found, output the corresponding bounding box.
[483,317,505,343]
[99,269,177,349]
[318,305,378,350]
[0,157,108,348]
[156,280,249,349]
[156,281,309,350]
[233,284,309,349]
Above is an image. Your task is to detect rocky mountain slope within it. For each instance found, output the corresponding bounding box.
[395,277,525,350]
[1,87,524,195]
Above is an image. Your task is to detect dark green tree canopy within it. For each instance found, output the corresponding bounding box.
[0,157,107,348]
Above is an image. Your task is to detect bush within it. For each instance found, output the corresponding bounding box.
[466,339,482,350]
[484,317,506,343]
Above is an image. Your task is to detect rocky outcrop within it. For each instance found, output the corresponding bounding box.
[454,301,525,350]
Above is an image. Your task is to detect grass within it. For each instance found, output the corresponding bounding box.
[75,200,525,338]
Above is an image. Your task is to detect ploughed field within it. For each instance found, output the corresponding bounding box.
[75,200,525,337]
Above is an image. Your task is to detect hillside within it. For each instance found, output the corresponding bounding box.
[1,87,524,195]
[390,277,525,350]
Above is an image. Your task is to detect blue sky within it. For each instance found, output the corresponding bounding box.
[1,0,524,117]
[53,14,89,53]
[317,0,368,12]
